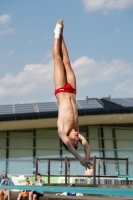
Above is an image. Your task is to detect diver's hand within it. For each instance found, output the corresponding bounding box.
[84,158,92,165]
[80,158,91,169]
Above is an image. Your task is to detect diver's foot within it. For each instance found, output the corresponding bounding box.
[54,19,63,39]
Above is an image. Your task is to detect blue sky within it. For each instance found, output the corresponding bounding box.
[0,0,133,104]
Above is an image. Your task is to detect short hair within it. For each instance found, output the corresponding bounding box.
[36,173,41,176]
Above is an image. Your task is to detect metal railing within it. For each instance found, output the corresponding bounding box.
[97,157,129,185]
[36,156,129,186]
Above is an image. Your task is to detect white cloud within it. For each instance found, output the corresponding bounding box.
[0,14,11,25]
[82,0,133,12]
[115,79,133,94]
[0,14,15,36]
[0,56,133,101]
[0,60,54,98]
[72,56,133,88]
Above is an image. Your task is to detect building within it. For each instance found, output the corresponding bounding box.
[0,97,133,184]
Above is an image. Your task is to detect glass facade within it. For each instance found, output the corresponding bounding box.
[0,126,133,178]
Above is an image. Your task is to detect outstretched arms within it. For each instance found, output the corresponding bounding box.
[79,134,91,164]
[58,130,90,168]
[79,134,91,168]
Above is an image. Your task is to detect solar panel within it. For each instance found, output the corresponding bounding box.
[14,104,35,113]
[77,99,103,109]
[0,105,13,115]
[37,102,58,112]
[2,97,133,116]
[110,98,133,107]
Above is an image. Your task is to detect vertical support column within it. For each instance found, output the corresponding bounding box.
[98,128,102,158]
[67,159,70,184]
[33,129,36,174]
[60,139,63,175]
[86,126,89,143]
[101,127,106,175]
[6,131,9,173]
[112,127,119,175]
[48,158,50,184]
[65,157,67,185]
[126,156,129,185]
[93,156,96,185]
[98,160,100,184]
[36,157,38,175]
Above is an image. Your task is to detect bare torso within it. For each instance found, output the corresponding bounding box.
[56,92,78,134]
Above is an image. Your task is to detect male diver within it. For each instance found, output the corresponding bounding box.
[52,20,91,168]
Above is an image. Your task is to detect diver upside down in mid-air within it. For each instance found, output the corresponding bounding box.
[52,19,91,168]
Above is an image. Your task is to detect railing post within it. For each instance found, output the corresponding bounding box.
[93,156,96,185]
[126,156,129,185]
[48,158,50,184]
[68,159,70,184]
[65,156,67,184]
[98,160,100,185]
[36,157,38,175]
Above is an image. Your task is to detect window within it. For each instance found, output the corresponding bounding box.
[8,131,33,174]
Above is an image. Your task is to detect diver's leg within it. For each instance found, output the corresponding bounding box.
[52,20,67,90]
[61,35,76,90]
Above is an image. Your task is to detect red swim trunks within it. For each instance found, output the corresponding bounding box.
[54,83,76,95]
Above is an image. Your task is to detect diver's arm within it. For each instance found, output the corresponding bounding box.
[58,130,90,168]
[58,130,82,161]
[79,134,91,161]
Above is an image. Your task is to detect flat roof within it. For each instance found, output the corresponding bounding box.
[0,98,133,122]
[0,97,133,131]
